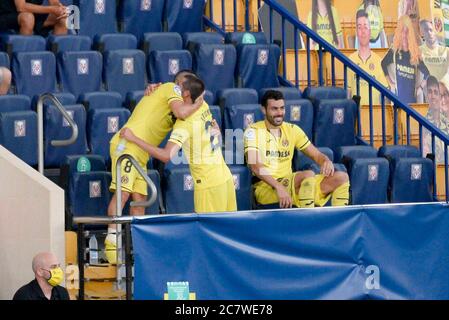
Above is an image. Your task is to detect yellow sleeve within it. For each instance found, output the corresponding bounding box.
[293,125,311,151]
[332,7,342,36]
[163,82,184,105]
[168,120,190,148]
[244,127,259,153]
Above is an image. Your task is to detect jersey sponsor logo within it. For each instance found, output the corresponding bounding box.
[31,59,43,76]
[333,108,345,124]
[168,59,180,75]
[184,174,194,191]
[290,105,301,121]
[123,58,135,75]
[141,0,152,11]
[213,49,225,65]
[62,110,75,127]
[368,164,379,181]
[257,49,269,65]
[14,120,26,137]
[266,150,291,158]
[233,174,240,190]
[244,128,256,141]
[411,164,422,180]
[77,58,89,75]
[243,113,254,129]
[89,181,102,198]
[107,116,119,133]
[94,0,106,14]
[183,0,193,9]
[173,85,182,96]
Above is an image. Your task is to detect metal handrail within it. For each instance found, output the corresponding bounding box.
[37,93,79,174]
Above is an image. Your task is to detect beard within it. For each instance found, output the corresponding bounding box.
[267,114,284,127]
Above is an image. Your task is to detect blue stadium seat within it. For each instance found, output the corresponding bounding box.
[163,166,195,214]
[259,87,302,101]
[218,88,259,119]
[79,92,123,110]
[349,157,389,205]
[183,32,224,52]
[12,51,56,98]
[209,105,222,130]
[229,165,252,211]
[0,52,9,68]
[142,32,183,55]
[44,104,88,167]
[0,95,31,112]
[146,169,164,214]
[335,145,378,164]
[73,0,118,38]
[0,35,46,55]
[103,49,146,101]
[148,50,192,83]
[165,0,206,33]
[125,91,145,112]
[41,93,76,111]
[390,158,433,203]
[57,51,103,100]
[293,147,334,173]
[225,32,268,45]
[204,90,215,105]
[94,33,138,52]
[225,104,264,131]
[284,99,314,139]
[118,0,164,41]
[47,35,92,53]
[313,99,357,153]
[378,145,421,160]
[0,110,38,165]
[302,86,347,101]
[236,44,280,90]
[192,44,236,96]
[87,108,130,163]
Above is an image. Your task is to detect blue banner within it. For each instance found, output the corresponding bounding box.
[132,203,449,300]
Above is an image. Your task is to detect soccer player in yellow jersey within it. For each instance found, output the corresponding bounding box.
[244,90,350,209]
[348,10,388,105]
[120,75,237,213]
[105,70,203,263]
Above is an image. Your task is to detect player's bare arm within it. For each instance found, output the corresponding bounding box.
[302,144,335,177]
[169,92,204,120]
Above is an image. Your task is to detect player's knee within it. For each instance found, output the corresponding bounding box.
[18,12,35,32]
[302,170,315,180]
[333,171,349,186]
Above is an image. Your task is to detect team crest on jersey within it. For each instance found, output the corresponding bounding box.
[233,174,240,190]
[14,120,26,137]
[95,0,106,14]
[257,49,269,65]
[333,108,345,124]
[123,58,135,75]
[243,113,255,129]
[89,181,101,198]
[368,164,378,181]
[184,175,194,191]
[173,85,182,96]
[62,110,75,127]
[369,63,375,71]
[183,0,193,9]
[213,49,225,65]
[244,128,256,141]
[31,60,42,76]
[121,175,129,184]
[141,0,152,11]
[168,59,180,76]
[290,105,301,121]
[411,164,422,180]
[77,58,89,75]
[107,116,119,133]
[282,139,289,147]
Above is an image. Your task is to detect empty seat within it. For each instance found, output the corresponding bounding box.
[183,32,224,51]
[0,35,46,55]
[94,33,138,52]
[79,91,123,110]
[0,95,31,113]
[335,145,378,164]
[142,32,183,55]
[47,35,92,54]
[236,44,280,90]
[165,0,206,33]
[73,0,118,38]
[378,145,421,160]
[293,147,334,173]
[148,50,192,83]
[204,90,215,105]
[259,87,302,101]
[12,51,56,98]
[163,166,195,214]
[225,104,264,131]
[218,88,259,131]
[313,99,357,153]
[103,49,146,101]
[229,165,252,210]
[225,32,268,46]
[57,51,103,100]
[192,44,236,96]
[125,91,145,112]
[0,52,9,68]
[118,0,164,41]
[44,104,88,167]
[302,86,347,101]
[284,99,314,139]
[41,92,76,111]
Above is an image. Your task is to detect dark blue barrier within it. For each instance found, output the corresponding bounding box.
[132,203,449,300]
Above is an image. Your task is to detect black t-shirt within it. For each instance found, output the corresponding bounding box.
[13,279,70,300]
[0,0,44,14]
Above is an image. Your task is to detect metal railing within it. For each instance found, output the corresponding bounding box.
[203,0,449,201]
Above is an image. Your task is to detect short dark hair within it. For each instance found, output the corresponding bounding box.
[183,75,205,102]
[261,90,284,108]
[427,75,440,90]
[174,69,196,82]
[356,9,369,23]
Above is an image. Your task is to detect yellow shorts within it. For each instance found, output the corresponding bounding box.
[254,173,332,207]
[194,178,237,213]
[109,143,148,196]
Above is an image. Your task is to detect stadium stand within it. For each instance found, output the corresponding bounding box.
[47,35,92,54]
[283,99,314,139]
[73,0,118,39]
[163,166,195,214]
[225,32,268,45]
[147,50,192,83]
[142,32,183,55]
[165,0,206,33]
[0,35,46,55]
[94,33,138,52]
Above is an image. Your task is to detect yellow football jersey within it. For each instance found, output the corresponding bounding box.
[307,6,342,48]
[168,103,233,191]
[110,82,183,162]
[420,44,449,80]
[244,121,311,180]
[347,51,388,105]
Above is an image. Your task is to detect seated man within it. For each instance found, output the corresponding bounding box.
[0,67,11,95]
[0,0,68,36]
[244,90,350,208]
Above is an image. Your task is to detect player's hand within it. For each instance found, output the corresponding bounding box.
[321,159,335,177]
[119,127,136,142]
[144,83,162,96]
[210,119,221,138]
[276,185,293,209]
[51,5,68,19]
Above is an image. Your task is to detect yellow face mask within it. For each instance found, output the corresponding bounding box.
[44,267,64,287]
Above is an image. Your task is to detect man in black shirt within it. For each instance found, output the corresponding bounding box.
[13,252,70,300]
[0,0,68,36]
